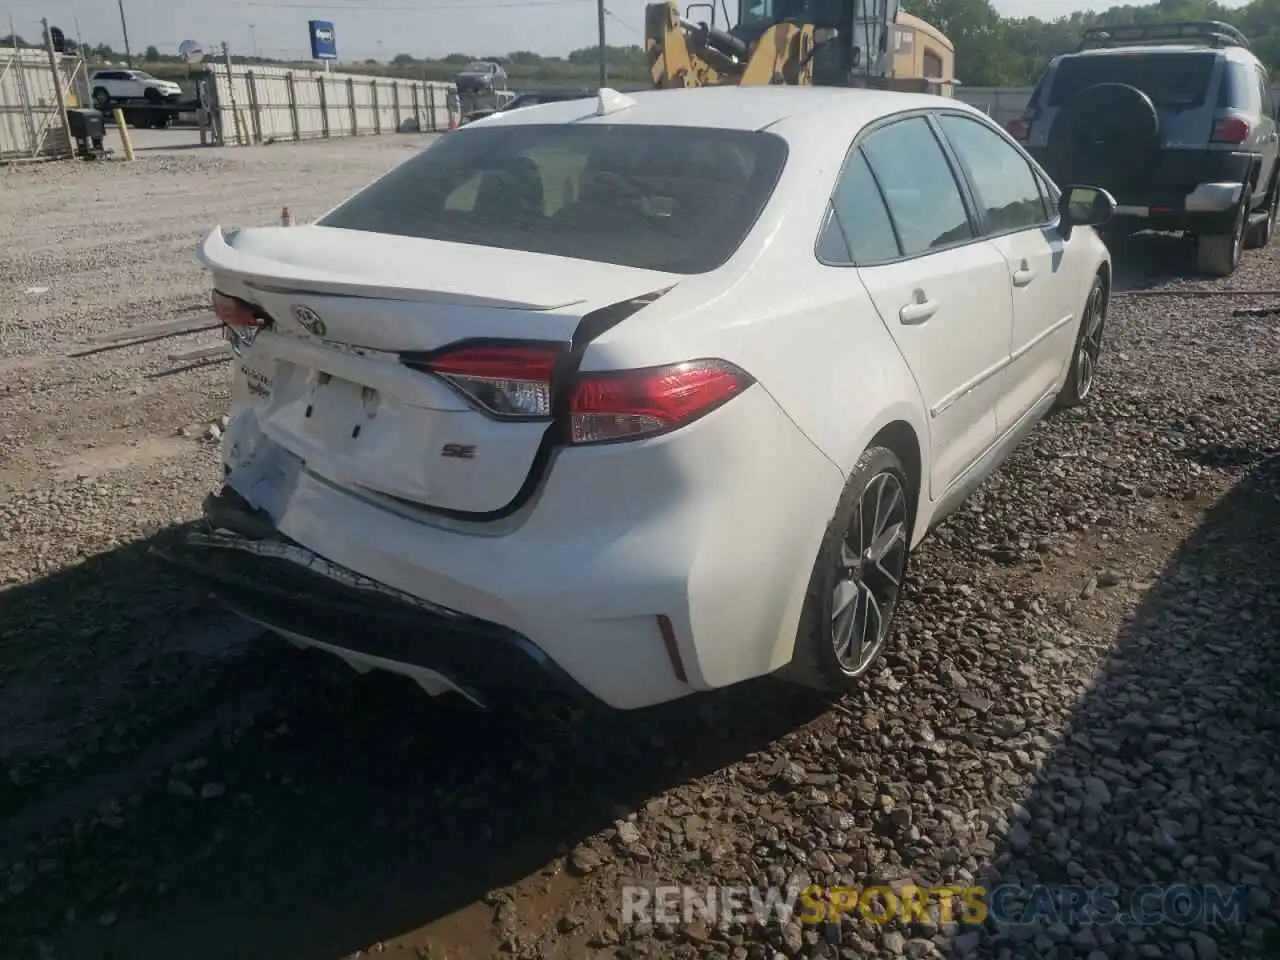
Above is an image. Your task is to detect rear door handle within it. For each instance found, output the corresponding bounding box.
[899,296,938,325]
[1012,267,1037,286]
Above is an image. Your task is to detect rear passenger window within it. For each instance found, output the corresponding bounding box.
[1218,62,1260,112]
[938,114,1048,234]
[1257,67,1274,118]
[1052,52,1216,109]
[817,147,900,265]
[860,117,973,256]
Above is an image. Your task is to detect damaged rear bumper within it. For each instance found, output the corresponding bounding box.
[154,488,594,707]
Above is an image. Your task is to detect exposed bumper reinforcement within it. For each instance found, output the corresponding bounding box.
[152,488,594,707]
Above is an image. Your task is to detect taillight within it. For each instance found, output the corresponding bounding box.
[415,342,562,418]
[211,290,264,330]
[1211,117,1250,144]
[1005,116,1031,142]
[567,359,753,445]
[407,342,754,440]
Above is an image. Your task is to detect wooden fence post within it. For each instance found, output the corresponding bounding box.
[426,84,437,132]
[391,82,401,131]
[371,80,381,134]
[317,75,330,138]
[346,76,357,135]
[285,72,300,141]
[245,70,263,143]
[410,84,420,132]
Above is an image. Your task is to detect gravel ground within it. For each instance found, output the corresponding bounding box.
[1,146,1278,960]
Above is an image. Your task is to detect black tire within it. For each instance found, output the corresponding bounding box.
[1244,175,1278,250]
[782,446,914,695]
[1055,273,1108,410]
[1195,198,1248,277]
[1045,83,1159,187]
[91,86,110,110]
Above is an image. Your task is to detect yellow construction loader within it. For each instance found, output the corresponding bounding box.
[645,0,956,96]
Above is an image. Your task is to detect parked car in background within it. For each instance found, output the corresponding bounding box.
[182,86,1115,713]
[89,69,183,110]
[454,60,508,95]
[1008,20,1279,277]
[461,89,593,125]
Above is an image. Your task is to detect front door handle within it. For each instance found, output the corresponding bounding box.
[899,294,938,325]
[1012,259,1036,286]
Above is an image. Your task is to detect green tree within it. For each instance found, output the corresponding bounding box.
[906,0,1276,86]
[144,45,160,61]
[391,52,416,66]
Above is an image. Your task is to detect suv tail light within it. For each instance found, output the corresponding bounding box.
[1210,117,1250,144]
[414,342,561,419]
[1005,116,1032,142]
[568,359,753,445]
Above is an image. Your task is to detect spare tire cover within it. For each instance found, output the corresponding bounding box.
[1045,82,1160,188]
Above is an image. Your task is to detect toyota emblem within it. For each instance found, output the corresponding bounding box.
[291,305,326,337]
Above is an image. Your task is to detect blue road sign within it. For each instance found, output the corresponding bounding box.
[309,20,337,60]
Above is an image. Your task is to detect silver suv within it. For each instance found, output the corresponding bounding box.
[1006,21,1278,277]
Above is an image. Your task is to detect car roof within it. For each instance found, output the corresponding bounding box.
[471,85,981,133]
[1060,42,1256,62]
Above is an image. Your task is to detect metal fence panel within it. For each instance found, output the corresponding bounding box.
[204,62,453,146]
[1,48,83,162]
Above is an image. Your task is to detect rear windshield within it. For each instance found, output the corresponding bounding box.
[317,124,789,275]
[1048,52,1217,109]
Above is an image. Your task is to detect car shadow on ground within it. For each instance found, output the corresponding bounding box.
[1106,231,1203,291]
[982,452,1280,955]
[47,671,828,960]
[0,523,829,959]
[0,522,275,845]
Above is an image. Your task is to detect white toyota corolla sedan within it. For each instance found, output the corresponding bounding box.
[177,85,1115,711]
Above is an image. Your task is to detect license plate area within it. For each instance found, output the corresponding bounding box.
[305,372,377,450]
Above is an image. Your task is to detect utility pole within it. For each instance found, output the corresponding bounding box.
[42,18,75,156]
[596,0,607,88]
[116,0,133,66]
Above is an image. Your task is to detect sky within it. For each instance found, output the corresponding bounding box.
[2,0,1252,63]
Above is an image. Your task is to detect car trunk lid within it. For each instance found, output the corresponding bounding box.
[201,224,677,515]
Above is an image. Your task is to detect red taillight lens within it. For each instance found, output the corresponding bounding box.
[1005,117,1031,142]
[567,359,753,445]
[211,290,264,330]
[1211,117,1250,144]
[417,343,562,418]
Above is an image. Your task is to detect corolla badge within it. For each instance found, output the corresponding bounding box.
[291,304,326,337]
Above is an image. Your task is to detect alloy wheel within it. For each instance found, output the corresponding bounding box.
[1075,282,1106,400]
[830,471,909,675]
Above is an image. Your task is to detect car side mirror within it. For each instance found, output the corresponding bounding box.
[1057,185,1116,240]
